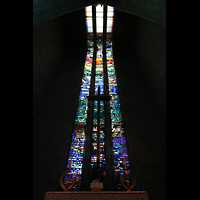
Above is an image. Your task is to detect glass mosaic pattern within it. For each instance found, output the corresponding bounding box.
[106,34,129,190]
[95,37,104,95]
[65,34,93,190]
[66,5,129,191]
[91,35,106,181]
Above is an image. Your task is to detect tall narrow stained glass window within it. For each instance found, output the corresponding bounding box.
[91,4,106,182]
[106,33,130,190]
[65,32,93,190]
[65,5,130,191]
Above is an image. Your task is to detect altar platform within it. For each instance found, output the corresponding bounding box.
[44,191,149,200]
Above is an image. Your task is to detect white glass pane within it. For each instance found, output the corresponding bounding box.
[96,17,103,28]
[97,27,103,33]
[87,18,93,28]
[86,11,92,17]
[107,6,114,12]
[88,27,93,33]
[107,27,112,33]
[86,5,92,12]
[107,12,114,17]
[96,4,104,13]
[107,18,113,27]
[96,12,103,17]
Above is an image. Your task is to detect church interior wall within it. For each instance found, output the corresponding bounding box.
[112,10,166,200]
[33,8,87,200]
[33,3,166,200]
[113,9,166,128]
[33,9,87,123]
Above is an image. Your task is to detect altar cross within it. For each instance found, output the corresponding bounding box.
[87,86,111,165]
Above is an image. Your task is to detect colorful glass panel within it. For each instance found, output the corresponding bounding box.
[90,33,106,182]
[66,5,129,191]
[106,33,130,191]
[65,34,93,190]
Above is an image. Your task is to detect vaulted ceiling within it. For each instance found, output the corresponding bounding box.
[33,0,166,27]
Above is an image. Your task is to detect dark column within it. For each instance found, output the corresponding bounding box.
[81,4,96,191]
[103,5,115,191]
[103,6,108,96]
[90,4,97,96]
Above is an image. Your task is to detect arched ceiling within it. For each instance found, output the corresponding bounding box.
[33,0,166,27]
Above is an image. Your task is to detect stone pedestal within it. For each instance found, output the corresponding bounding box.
[44,191,149,200]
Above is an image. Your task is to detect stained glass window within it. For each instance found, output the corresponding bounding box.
[91,34,106,182]
[85,5,114,34]
[65,4,130,191]
[107,6,114,33]
[106,34,130,190]
[65,33,93,190]
[85,6,93,33]
[96,5,104,34]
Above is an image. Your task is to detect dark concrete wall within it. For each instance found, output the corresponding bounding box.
[113,9,166,128]
[33,9,87,123]
[113,10,166,200]
[33,8,87,200]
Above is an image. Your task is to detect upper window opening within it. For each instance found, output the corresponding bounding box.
[85,5,114,34]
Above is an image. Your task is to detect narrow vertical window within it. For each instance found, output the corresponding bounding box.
[64,5,130,191]
[96,4,104,34]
